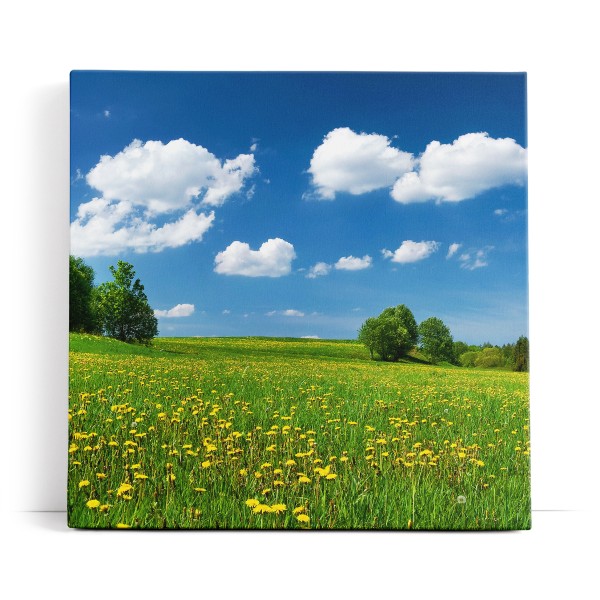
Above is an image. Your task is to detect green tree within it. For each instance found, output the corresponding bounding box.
[69,255,98,333]
[474,347,504,368]
[453,341,470,362]
[357,317,378,359]
[513,336,529,372]
[358,304,418,361]
[418,317,455,364]
[95,261,158,344]
[459,351,479,367]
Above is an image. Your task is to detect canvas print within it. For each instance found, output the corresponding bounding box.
[68,71,530,530]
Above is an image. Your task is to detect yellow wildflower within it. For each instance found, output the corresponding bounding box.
[117,483,133,496]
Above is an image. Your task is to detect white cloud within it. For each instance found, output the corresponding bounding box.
[103,110,110,118]
[301,335,320,339]
[391,132,527,204]
[494,208,508,216]
[334,255,372,271]
[86,138,255,212]
[154,303,195,318]
[222,309,231,315]
[70,199,215,256]
[308,127,414,199]
[266,309,305,317]
[459,246,493,270]
[306,262,332,278]
[250,143,258,152]
[71,138,255,256]
[214,238,296,277]
[382,240,440,263]
[446,243,462,259]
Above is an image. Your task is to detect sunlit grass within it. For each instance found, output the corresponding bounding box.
[68,334,530,530]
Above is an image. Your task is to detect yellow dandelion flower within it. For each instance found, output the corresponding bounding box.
[78,480,90,489]
[285,460,296,466]
[252,504,273,514]
[476,460,485,467]
[246,499,260,508]
[86,499,100,509]
[99,504,110,512]
[134,473,148,479]
[116,523,131,529]
[239,469,248,476]
[254,471,262,478]
[116,483,133,496]
[261,488,271,495]
[96,473,107,479]
[298,476,311,483]
[194,487,207,493]
[325,473,337,480]
[270,503,286,514]
[201,460,211,468]
[296,514,310,523]
[292,506,306,515]
[273,480,285,486]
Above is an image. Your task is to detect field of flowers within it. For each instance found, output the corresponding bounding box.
[68,334,530,530]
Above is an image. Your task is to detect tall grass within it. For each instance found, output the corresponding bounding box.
[68,334,530,530]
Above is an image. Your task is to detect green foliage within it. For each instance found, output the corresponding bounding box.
[453,341,470,363]
[94,261,158,344]
[69,255,99,333]
[513,336,529,372]
[358,304,418,361]
[357,317,378,359]
[459,351,479,367]
[474,347,504,368]
[418,316,454,364]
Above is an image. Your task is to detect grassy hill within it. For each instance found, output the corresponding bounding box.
[68,333,530,530]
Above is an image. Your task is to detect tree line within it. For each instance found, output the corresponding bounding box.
[70,256,158,344]
[358,304,528,372]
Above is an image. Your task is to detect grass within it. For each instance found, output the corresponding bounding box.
[68,333,530,530]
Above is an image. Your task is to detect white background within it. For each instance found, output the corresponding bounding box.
[1,1,598,597]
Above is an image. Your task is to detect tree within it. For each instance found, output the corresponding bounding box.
[459,351,479,367]
[418,317,455,364]
[452,341,470,365]
[513,336,529,372]
[95,261,158,344]
[358,317,378,359]
[69,255,98,333]
[474,347,504,368]
[358,304,418,361]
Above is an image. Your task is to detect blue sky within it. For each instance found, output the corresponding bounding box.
[70,72,527,344]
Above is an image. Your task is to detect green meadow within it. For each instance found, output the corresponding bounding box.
[68,334,530,530]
